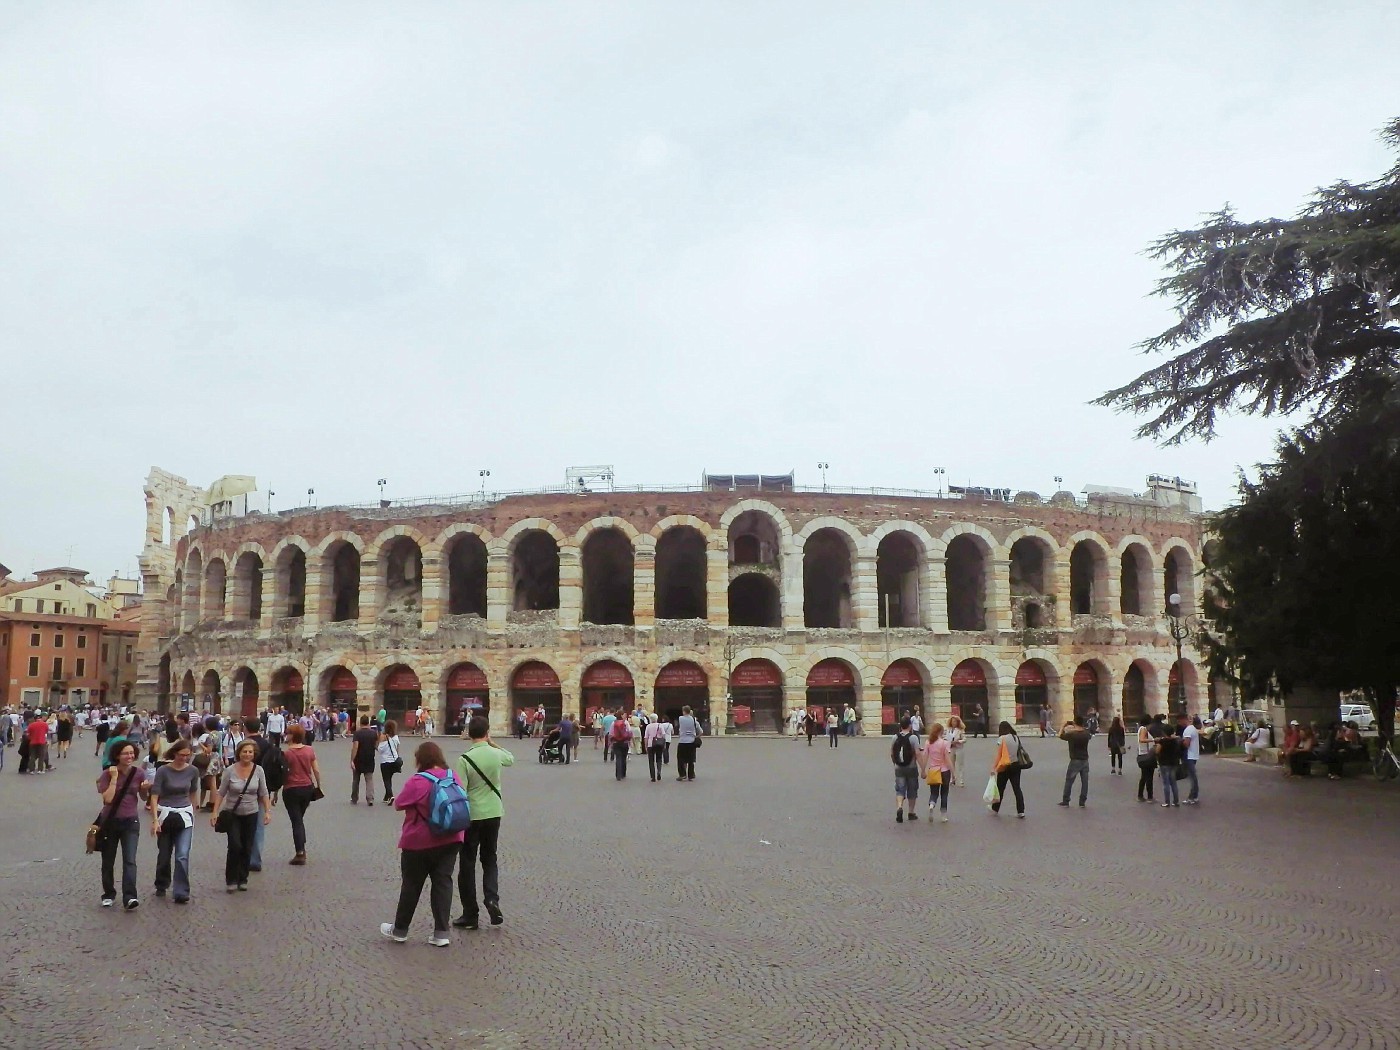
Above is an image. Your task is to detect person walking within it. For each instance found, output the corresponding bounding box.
[26,713,51,773]
[1156,729,1182,807]
[972,704,987,739]
[946,715,967,787]
[557,714,575,765]
[600,709,617,761]
[1179,713,1202,804]
[281,724,322,865]
[591,710,604,750]
[989,720,1026,818]
[378,720,403,803]
[95,740,147,909]
[675,705,701,782]
[1057,716,1092,807]
[1106,716,1126,776]
[266,706,286,747]
[1134,716,1156,802]
[644,716,667,782]
[1039,704,1051,738]
[923,722,953,822]
[350,715,379,805]
[805,708,819,746]
[56,710,74,760]
[212,739,271,891]
[610,712,634,780]
[891,716,922,823]
[148,739,199,904]
[826,708,840,748]
[383,741,465,947]
[453,717,515,930]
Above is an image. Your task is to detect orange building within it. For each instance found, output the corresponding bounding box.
[0,609,142,710]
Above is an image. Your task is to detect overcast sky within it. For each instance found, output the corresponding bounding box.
[4,2,1399,582]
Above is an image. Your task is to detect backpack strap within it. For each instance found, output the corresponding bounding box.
[461,752,501,800]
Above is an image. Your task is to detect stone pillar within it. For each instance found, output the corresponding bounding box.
[358,557,380,627]
[1053,550,1073,630]
[707,549,729,627]
[784,684,807,724]
[782,565,804,633]
[229,566,251,622]
[928,556,949,633]
[486,552,510,629]
[302,561,324,633]
[860,694,882,736]
[928,680,952,721]
[558,547,582,630]
[258,570,276,632]
[1104,562,1122,625]
[853,554,878,632]
[132,569,167,711]
[989,557,1012,632]
[421,554,443,632]
[633,539,656,628]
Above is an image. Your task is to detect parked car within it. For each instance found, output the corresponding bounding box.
[1340,704,1376,731]
[1240,708,1268,730]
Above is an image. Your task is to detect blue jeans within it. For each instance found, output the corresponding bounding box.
[100,817,140,902]
[928,775,950,812]
[155,819,194,900]
[250,812,265,869]
[1184,758,1199,801]
[1160,765,1180,805]
[1062,759,1089,804]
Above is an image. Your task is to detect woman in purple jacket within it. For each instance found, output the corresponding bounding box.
[380,741,466,947]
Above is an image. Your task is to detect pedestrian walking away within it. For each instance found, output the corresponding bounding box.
[644,717,667,782]
[280,725,323,865]
[454,717,515,930]
[1106,716,1126,775]
[1058,716,1092,807]
[350,716,380,805]
[1134,716,1156,802]
[826,709,839,747]
[557,714,575,765]
[922,722,953,822]
[212,740,271,891]
[675,705,701,781]
[378,720,403,802]
[95,741,148,909]
[384,741,467,947]
[989,721,1026,817]
[610,712,634,780]
[149,739,199,904]
[891,717,923,823]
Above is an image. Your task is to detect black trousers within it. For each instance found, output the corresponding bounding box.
[282,785,315,853]
[458,817,501,919]
[992,766,1025,814]
[648,744,665,780]
[224,812,257,886]
[380,762,398,799]
[394,843,457,936]
[1137,761,1155,799]
[676,742,696,779]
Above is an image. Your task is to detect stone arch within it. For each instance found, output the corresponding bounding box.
[183,549,204,625]
[874,526,929,628]
[502,517,569,552]
[650,514,716,544]
[229,542,268,621]
[572,515,642,547]
[312,530,367,558]
[1117,537,1156,617]
[581,524,635,625]
[270,537,310,619]
[1012,653,1061,725]
[435,522,494,557]
[365,524,433,564]
[655,522,709,620]
[317,532,364,623]
[1118,656,1162,721]
[941,526,995,631]
[793,515,867,553]
[946,653,1003,727]
[374,532,425,622]
[440,525,490,618]
[1005,526,1058,628]
[203,556,228,621]
[802,525,858,628]
[1162,539,1199,616]
[568,651,644,695]
[1065,530,1113,617]
[718,499,795,545]
[1071,657,1116,720]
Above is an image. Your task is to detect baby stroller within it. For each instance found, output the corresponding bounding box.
[538,729,565,764]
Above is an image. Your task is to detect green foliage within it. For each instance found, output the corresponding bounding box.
[1096,119,1400,444]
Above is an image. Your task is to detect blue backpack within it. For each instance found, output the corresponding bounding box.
[416,770,471,834]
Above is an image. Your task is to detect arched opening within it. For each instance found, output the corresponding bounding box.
[729,659,783,734]
[655,661,709,727]
[180,670,197,712]
[270,666,304,716]
[200,669,222,714]
[188,514,201,534]
[1069,541,1106,616]
[379,664,422,727]
[1123,662,1147,722]
[183,551,203,626]
[172,571,183,633]
[655,526,707,620]
[877,533,922,628]
[806,659,858,729]
[158,654,172,712]
[1072,662,1109,721]
[321,666,358,717]
[379,536,423,620]
[324,541,361,623]
[1168,659,1199,715]
[275,546,307,619]
[728,511,780,566]
[881,659,924,735]
[728,573,781,627]
[946,535,987,631]
[582,528,634,625]
[1120,544,1152,616]
[510,661,562,729]
[1164,547,1195,616]
[445,662,489,734]
[950,660,990,729]
[1014,662,1050,726]
[232,551,263,621]
[803,529,853,628]
[581,661,635,726]
[203,559,228,621]
[233,667,261,718]
[511,531,560,612]
[1009,537,1049,594]
[163,507,174,546]
[446,534,488,617]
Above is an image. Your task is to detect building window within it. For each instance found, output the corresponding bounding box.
[53,583,61,590]
[54,603,64,615]
[35,600,44,613]
[54,634,64,648]
[101,643,110,663]
[76,658,86,677]
[77,634,87,649]
[51,657,62,679]
[86,603,96,617]
[29,632,40,647]
[125,645,134,663]
[13,599,22,612]
[27,656,39,677]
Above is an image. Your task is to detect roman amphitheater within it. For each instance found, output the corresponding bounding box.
[135,469,1210,736]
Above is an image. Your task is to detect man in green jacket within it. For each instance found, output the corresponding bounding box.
[452,716,515,930]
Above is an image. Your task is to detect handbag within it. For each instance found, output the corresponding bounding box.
[1174,763,1189,781]
[214,765,257,834]
[1014,734,1033,770]
[926,766,943,786]
[386,736,403,774]
[1136,753,1157,770]
[86,767,138,854]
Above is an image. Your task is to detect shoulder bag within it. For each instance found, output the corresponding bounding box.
[387,736,403,774]
[461,752,502,800]
[1014,733,1034,769]
[86,768,137,854]
[214,765,257,834]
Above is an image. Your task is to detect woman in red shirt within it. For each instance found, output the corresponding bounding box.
[279,724,323,866]
[380,741,465,947]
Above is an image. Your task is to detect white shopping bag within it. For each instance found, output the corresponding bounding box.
[983,774,1001,806]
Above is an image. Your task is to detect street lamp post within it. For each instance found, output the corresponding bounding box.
[1053,475,1063,491]
[479,469,491,497]
[1167,591,1195,716]
[933,467,945,498]
[817,462,829,492]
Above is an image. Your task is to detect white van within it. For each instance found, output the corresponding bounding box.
[1340,704,1376,730]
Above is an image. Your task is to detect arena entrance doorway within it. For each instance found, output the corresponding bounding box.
[951,660,990,733]
[381,665,422,728]
[655,661,709,729]
[806,659,857,733]
[881,660,923,735]
[582,660,635,727]
[511,661,562,733]
[729,659,783,733]
[1015,662,1049,726]
[446,662,489,734]
[271,667,304,716]
[324,667,358,720]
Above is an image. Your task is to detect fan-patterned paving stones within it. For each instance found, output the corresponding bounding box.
[1,736,1398,1050]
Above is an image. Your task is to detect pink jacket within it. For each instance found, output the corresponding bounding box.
[394,767,467,851]
[923,737,952,772]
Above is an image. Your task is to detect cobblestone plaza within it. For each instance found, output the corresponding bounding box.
[2,736,1398,1050]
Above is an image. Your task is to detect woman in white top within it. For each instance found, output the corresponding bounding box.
[1135,716,1157,802]
[377,720,403,803]
[945,716,967,787]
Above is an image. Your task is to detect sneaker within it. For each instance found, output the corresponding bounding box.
[1184,799,1199,805]
[908,811,919,821]
[1057,801,1070,807]
[173,897,189,905]
[123,898,140,911]
[1162,803,1171,808]
[896,810,904,823]
[1078,802,1086,808]
[428,933,450,948]
[940,816,949,823]
[486,904,503,926]
[1016,813,1025,819]
[379,922,407,944]
[452,915,479,930]
[237,883,248,891]
[247,865,262,872]
[226,884,238,893]
[101,897,115,908]
[154,887,166,898]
